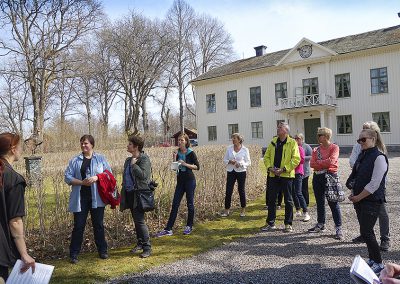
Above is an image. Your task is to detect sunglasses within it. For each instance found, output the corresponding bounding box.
[357,137,369,143]
[317,134,325,137]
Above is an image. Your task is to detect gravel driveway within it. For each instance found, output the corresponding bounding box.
[108,156,400,284]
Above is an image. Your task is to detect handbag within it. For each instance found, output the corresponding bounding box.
[325,172,346,202]
[316,147,345,202]
[136,189,155,212]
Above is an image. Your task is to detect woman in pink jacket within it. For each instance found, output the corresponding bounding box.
[293,135,310,222]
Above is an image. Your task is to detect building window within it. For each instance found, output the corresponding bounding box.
[335,73,351,98]
[251,121,263,139]
[373,112,390,132]
[370,67,388,94]
[206,94,216,113]
[227,90,237,110]
[337,115,352,134]
[275,82,287,105]
[228,123,239,138]
[250,86,261,107]
[303,78,318,95]
[208,126,217,141]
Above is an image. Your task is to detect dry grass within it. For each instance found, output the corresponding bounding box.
[16,145,265,260]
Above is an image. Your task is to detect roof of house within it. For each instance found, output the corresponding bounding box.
[191,25,400,83]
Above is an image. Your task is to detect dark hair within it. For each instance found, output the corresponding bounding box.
[0,132,21,187]
[128,135,145,151]
[178,134,191,148]
[80,134,95,147]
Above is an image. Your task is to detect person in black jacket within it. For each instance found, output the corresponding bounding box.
[156,134,200,237]
[348,129,389,275]
[120,135,152,258]
[0,133,35,281]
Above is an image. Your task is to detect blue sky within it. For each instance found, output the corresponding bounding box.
[102,0,400,58]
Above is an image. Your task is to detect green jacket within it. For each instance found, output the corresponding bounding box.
[263,136,300,178]
[120,152,152,211]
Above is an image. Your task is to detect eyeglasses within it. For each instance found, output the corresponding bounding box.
[357,137,369,144]
[294,137,300,140]
[317,134,325,137]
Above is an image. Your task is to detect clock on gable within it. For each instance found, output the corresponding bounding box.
[297,45,313,58]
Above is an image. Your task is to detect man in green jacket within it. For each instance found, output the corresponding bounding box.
[262,122,300,233]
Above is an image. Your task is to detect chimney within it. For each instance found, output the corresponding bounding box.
[254,45,267,56]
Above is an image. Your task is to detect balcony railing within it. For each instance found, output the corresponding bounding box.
[278,93,335,110]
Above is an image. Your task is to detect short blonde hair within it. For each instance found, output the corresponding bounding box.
[295,133,304,141]
[317,127,332,140]
[231,133,244,144]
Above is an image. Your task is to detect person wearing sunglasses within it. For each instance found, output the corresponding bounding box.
[349,121,390,251]
[347,129,389,274]
[309,127,343,240]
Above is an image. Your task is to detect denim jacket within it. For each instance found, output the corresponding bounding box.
[65,152,112,212]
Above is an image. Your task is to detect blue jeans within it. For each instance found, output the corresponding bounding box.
[166,179,196,230]
[69,195,107,257]
[225,171,247,209]
[293,173,307,212]
[267,177,293,225]
[354,201,382,263]
[313,173,342,227]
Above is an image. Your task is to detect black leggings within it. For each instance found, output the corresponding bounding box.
[0,265,8,282]
[225,171,247,209]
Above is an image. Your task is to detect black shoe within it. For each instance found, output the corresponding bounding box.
[70,256,78,264]
[140,250,151,258]
[380,240,390,251]
[99,253,109,259]
[352,235,364,243]
[130,245,143,253]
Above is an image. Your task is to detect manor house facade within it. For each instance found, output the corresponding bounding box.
[191,25,400,150]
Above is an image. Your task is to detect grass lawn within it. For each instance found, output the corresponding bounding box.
[48,185,316,284]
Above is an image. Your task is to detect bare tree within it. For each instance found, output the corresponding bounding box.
[109,12,172,135]
[0,0,103,146]
[0,71,30,136]
[166,0,196,134]
[91,28,118,140]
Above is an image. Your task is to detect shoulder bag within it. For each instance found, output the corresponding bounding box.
[317,147,345,203]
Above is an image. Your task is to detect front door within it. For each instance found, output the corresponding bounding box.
[304,118,321,145]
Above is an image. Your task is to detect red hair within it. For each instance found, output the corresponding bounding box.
[0,132,21,186]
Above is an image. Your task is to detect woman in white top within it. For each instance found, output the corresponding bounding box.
[221,133,251,217]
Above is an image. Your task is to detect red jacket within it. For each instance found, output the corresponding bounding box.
[96,170,120,209]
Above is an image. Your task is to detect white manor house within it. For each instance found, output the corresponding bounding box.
[191,25,400,150]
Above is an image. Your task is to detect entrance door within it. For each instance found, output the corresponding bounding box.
[304,118,321,145]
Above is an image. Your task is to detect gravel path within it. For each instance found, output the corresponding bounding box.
[108,156,400,284]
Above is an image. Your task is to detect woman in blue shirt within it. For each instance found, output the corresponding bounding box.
[64,134,111,264]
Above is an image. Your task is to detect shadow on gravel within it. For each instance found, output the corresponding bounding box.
[113,264,351,284]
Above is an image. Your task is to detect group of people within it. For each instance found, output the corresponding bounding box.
[260,121,390,275]
[0,118,395,281]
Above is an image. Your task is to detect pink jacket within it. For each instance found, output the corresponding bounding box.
[295,145,305,175]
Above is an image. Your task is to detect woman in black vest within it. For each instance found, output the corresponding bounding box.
[348,129,388,275]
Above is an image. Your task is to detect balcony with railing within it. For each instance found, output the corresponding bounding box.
[277,88,336,112]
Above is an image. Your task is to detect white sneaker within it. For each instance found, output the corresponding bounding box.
[303,212,311,222]
[295,211,302,217]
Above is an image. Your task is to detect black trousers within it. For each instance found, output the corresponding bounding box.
[126,191,151,250]
[0,265,8,282]
[267,177,294,225]
[265,176,283,206]
[354,201,382,263]
[225,171,247,209]
[302,176,310,206]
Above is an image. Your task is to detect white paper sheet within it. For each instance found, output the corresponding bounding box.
[350,255,380,284]
[6,259,54,284]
